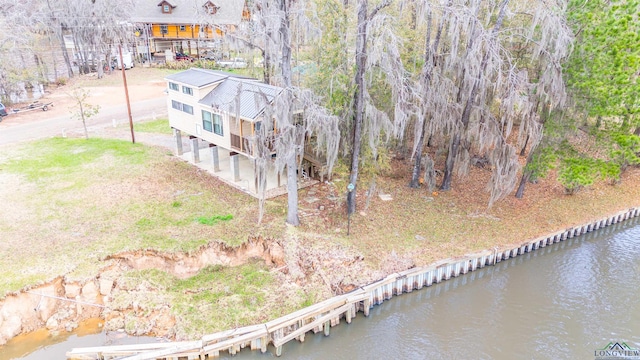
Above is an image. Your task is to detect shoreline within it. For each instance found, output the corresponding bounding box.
[2,204,638,357]
[65,205,640,358]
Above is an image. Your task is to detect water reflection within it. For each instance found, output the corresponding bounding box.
[0,319,161,360]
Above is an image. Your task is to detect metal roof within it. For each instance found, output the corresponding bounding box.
[131,0,244,26]
[164,68,254,88]
[165,68,225,87]
[199,78,283,120]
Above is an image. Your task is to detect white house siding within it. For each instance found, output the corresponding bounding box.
[165,69,283,158]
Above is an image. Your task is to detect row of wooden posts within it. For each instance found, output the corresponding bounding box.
[66,207,640,360]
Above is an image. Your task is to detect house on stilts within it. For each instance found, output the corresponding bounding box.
[165,68,328,198]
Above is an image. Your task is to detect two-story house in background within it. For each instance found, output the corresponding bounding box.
[131,0,248,62]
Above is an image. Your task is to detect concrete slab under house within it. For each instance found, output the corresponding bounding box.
[165,68,326,199]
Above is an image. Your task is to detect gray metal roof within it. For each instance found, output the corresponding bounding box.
[165,68,226,87]
[131,0,244,26]
[199,78,283,120]
[164,68,254,88]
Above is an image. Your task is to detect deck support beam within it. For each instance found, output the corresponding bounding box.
[230,152,240,182]
[189,136,200,163]
[209,144,220,172]
[173,128,183,155]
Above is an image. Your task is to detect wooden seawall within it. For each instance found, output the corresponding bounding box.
[67,207,640,359]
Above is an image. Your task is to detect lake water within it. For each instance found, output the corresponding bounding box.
[221,217,640,359]
[4,217,640,359]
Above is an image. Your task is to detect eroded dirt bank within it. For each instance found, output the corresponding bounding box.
[0,235,381,346]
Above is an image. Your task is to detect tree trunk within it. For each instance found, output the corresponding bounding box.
[440,0,509,191]
[280,1,292,88]
[262,49,271,85]
[441,132,459,190]
[515,169,531,199]
[347,0,368,215]
[279,0,300,226]
[79,102,88,139]
[520,134,529,156]
[410,120,426,188]
[285,150,300,225]
[411,6,445,188]
[97,52,104,79]
[48,34,59,80]
[515,128,540,199]
[47,0,73,78]
[59,28,74,78]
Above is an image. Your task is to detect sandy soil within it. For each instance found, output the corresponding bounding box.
[2,70,167,127]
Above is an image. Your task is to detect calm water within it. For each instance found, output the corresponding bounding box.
[221,217,640,359]
[0,320,162,359]
[4,218,640,359]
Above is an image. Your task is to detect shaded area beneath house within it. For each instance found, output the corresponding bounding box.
[178,143,318,199]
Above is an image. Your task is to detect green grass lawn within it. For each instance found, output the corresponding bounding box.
[134,118,172,134]
[0,137,282,290]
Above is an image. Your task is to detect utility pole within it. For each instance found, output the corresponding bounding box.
[119,45,135,144]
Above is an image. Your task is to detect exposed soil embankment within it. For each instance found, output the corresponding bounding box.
[0,236,289,345]
[107,236,286,279]
[0,278,103,346]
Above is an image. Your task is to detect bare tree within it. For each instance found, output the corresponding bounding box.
[245,0,340,226]
[60,0,134,77]
[0,0,134,87]
[69,88,100,139]
[409,0,450,189]
[395,0,572,205]
[0,0,49,100]
[346,0,396,215]
[44,0,74,78]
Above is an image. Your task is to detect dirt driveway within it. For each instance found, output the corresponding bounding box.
[0,68,170,145]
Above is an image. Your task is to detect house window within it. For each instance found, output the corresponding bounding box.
[212,113,223,135]
[202,110,213,132]
[204,2,219,15]
[179,25,186,31]
[182,104,194,115]
[202,110,223,135]
[182,86,193,95]
[160,25,168,34]
[168,82,179,91]
[171,100,182,111]
[163,5,170,13]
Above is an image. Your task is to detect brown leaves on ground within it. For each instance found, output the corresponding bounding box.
[297,156,640,280]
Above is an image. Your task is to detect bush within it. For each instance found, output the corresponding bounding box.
[558,157,621,194]
[558,158,594,194]
[610,132,640,170]
[161,59,219,71]
[55,77,68,86]
[524,145,558,182]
